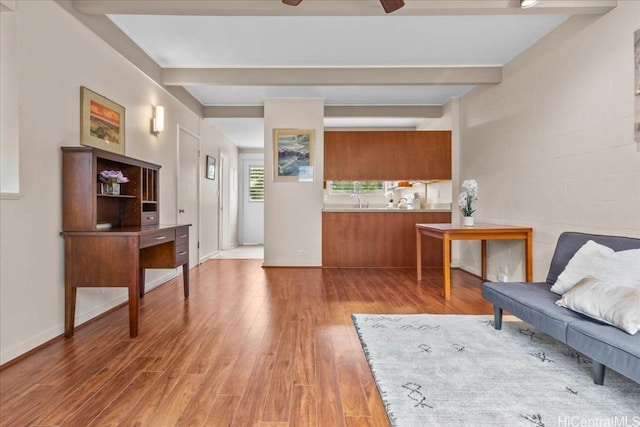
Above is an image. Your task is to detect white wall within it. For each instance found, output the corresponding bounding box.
[264,98,324,266]
[0,0,236,364]
[199,122,239,261]
[458,3,640,282]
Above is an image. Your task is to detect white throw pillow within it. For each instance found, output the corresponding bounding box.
[556,276,640,335]
[550,240,640,295]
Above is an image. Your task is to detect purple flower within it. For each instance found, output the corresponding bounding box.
[99,170,129,184]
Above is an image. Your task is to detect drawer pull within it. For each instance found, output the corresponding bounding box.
[178,234,188,238]
[147,216,155,220]
[155,236,167,240]
[178,251,187,256]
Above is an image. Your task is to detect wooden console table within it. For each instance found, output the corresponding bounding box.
[62,224,190,338]
[415,223,533,300]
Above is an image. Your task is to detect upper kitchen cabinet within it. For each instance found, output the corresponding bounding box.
[324,130,451,181]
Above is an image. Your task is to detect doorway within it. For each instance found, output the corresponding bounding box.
[240,154,264,245]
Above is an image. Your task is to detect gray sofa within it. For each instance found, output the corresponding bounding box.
[482,231,640,385]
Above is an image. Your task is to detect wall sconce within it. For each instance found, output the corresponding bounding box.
[520,0,540,8]
[151,105,164,135]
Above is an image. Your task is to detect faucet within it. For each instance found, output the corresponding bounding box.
[350,193,361,208]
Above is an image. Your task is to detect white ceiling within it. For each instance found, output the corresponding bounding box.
[91,1,581,148]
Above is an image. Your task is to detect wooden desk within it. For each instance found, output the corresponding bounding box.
[62,224,190,338]
[415,223,532,300]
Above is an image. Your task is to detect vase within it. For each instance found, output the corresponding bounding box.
[463,216,474,227]
[101,182,120,195]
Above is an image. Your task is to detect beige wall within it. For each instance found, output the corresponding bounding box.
[458,2,640,282]
[264,98,324,266]
[0,0,237,364]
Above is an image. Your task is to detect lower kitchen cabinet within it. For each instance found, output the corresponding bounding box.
[322,211,451,267]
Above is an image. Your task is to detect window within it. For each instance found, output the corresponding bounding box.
[328,181,384,194]
[248,166,264,202]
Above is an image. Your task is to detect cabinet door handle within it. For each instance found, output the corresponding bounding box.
[178,251,187,255]
[179,234,188,238]
[155,236,167,240]
[147,216,155,220]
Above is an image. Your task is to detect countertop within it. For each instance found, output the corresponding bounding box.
[322,206,451,213]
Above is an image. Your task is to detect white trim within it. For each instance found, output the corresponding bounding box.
[0,192,22,200]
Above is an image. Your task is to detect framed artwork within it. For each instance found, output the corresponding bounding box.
[80,86,125,154]
[273,129,315,182]
[206,155,216,180]
[635,29,640,143]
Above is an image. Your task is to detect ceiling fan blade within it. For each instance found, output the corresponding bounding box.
[380,0,405,13]
[282,0,303,5]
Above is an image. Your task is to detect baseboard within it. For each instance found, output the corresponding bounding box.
[456,265,498,282]
[200,250,219,263]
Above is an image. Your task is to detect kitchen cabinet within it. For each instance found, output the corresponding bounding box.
[324,130,451,181]
[322,211,451,267]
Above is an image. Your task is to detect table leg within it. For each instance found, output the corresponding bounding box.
[129,271,139,338]
[138,269,146,299]
[64,285,76,338]
[443,236,451,300]
[416,228,422,281]
[182,263,190,297]
[481,239,487,280]
[525,231,533,282]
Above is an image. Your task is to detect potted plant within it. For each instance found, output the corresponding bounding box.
[458,179,478,226]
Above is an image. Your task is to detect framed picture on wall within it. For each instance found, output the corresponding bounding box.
[80,86,125,154]
[273,129,315,182]
[206,155,216,180]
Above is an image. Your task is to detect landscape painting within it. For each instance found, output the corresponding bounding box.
[273,129,315,182]
[80,86,125,154]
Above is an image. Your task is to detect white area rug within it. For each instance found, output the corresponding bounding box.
[352,314,640,427]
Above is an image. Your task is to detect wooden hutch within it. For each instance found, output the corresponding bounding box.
[61,146,190,338]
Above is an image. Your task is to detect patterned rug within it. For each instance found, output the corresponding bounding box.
[352,314,640,427]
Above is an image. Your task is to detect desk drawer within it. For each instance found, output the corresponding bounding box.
[140,230,175,248]
[141,212,159,225]
[175,243,189,266]
[176,227,189,245]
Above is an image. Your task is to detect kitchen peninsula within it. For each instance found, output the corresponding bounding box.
[323,207,451,267]
[322,130,452,268]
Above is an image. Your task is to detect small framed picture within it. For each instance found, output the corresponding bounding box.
[206,155,216,180]
[80,86,125,154]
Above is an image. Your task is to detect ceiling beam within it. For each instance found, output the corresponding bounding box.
[164,67,502,86]
[325,105,442,118]
[203,106,265,118]
[71,0,617,16]
[203,105,443,118]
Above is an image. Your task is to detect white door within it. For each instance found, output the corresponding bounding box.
[241,157,264,244]
[177,126,199,267]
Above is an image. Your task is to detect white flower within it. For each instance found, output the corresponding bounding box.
[459,179,478,217]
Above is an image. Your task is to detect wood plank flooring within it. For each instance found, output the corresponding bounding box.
[0,260,492,426]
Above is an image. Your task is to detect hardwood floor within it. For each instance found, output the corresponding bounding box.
[0,260,492,426]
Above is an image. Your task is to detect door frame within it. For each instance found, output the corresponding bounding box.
[176,124,201,266]
[218,151,229,251]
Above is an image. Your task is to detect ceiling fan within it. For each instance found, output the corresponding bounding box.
[282,0,406,14]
